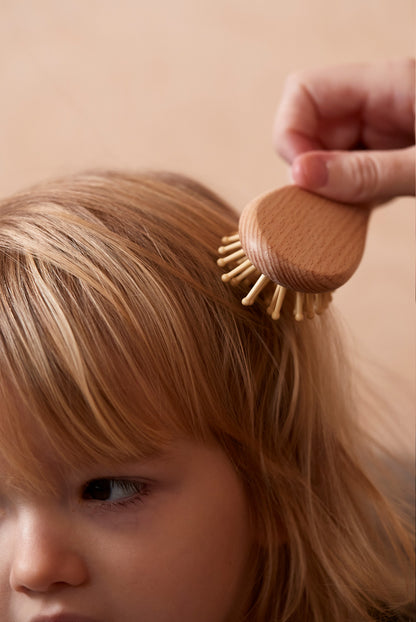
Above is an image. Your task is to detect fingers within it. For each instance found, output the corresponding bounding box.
[273,58,415,163]
[291,146,415,204]
[273,76,324,162]
[274,59,415,204]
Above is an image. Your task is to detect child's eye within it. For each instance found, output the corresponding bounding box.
[81,478,148,505]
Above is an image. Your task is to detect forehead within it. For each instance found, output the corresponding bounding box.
[0,378,175,496]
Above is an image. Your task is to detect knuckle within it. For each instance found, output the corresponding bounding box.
[349,154,381,201]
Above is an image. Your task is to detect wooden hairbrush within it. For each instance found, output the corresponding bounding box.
[218,186,370,320]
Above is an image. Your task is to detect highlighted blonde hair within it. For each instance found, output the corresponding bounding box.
[0,171,414,621]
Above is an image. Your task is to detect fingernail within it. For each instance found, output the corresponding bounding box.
[292,156,329,189]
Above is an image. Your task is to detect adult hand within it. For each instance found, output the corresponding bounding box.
[273,59,415,204]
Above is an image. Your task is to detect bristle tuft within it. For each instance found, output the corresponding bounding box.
[294,292,304,321]
[241,274,269,306]
[268,285,287,320]
[305,294,315,319]
[218,240,242,254]
[221,233,240,244]
[221,258,252,283]
[217,248,246,267]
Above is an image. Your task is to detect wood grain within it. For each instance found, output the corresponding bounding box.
[239,186,370,293]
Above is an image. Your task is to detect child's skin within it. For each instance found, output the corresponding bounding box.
[1,400,253,621]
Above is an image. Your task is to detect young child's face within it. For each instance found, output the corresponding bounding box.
[1,425,254,622]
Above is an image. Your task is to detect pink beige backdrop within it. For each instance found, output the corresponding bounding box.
[0,0,414,450]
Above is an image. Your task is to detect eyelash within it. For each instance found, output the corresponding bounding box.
[81,478,150,511]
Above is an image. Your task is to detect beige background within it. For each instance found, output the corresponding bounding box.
[0,0,414,448]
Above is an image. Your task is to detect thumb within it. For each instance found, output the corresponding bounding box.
[291,146,415,204]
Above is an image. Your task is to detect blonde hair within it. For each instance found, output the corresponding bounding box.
[0,170,413,621]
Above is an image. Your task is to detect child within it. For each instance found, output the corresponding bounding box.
[0,170,414,622]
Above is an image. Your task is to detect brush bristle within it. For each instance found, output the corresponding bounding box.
[218,233,333,320]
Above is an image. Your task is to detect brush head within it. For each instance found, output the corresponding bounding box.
[239,185,370,294]
[218,185,370,320]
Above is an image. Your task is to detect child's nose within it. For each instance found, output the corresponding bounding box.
[9,508,89,594]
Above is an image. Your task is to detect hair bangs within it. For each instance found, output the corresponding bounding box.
[0,174,243,493]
